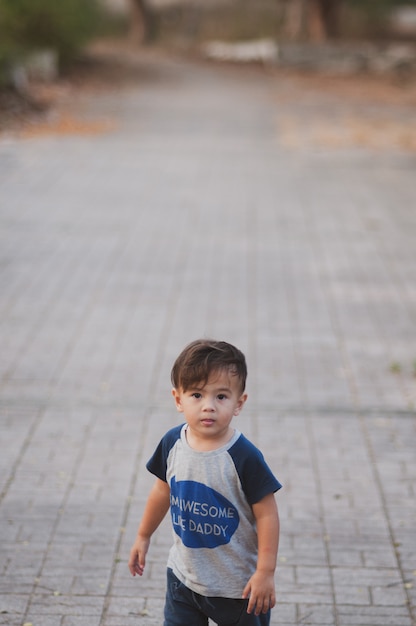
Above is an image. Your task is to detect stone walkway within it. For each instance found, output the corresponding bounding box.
[0,48,415,626]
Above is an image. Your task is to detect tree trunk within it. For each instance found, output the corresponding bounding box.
[320,0,342,38]
[308,0,342,41]
[128,0,155,44]
[282,0,307,40]
[308,0,326,41]
[282,0,342,41]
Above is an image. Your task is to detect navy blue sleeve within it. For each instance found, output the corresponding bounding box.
[228,434,282,505]
[146,424,183,482]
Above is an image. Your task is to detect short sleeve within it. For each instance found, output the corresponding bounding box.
[146,424,183,482]
[228,434,282,505]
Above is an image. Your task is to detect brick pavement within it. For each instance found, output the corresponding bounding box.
[0,49,415,626]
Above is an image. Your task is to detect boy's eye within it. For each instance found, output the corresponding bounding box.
[191,392,202,399]
[217,394,227,400]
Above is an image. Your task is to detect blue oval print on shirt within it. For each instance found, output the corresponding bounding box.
[170,476,240,548]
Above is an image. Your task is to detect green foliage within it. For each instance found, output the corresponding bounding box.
[0,0,102,81]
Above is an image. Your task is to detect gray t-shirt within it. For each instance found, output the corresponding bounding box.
[146,423,282,598]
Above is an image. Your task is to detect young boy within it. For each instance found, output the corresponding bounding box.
[128,339,282,626]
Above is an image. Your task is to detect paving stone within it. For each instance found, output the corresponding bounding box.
[0,48,415,626]
[297,604,335,624]
[337,604,414,626]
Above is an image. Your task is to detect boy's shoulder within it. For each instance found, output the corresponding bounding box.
[228,432,282,503]
[158,423,184,448]
[228,431,264,458]
[163,423,183,438]
[146,424,184,480]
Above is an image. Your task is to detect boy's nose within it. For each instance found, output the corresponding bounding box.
[203,398,215,411]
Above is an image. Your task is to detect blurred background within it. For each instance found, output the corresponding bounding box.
[1,3,416,626]
[1,0,416,97]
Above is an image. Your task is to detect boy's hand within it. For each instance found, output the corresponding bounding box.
[128,536,150,577]
[242,570,276,615]
[128,478,170,578]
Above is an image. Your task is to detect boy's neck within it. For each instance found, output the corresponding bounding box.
[185,425,235,451]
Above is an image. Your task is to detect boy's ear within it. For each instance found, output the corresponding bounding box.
[172,388,184,412]
[233,393,248,416]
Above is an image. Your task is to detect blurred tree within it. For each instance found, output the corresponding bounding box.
[283,0,416,41]
[282,0,342,41]
[0,0,101,68]
[309,0,342,40]
[282,0,305,39]
[128,0,156,43]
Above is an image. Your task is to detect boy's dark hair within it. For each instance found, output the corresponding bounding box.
[171,339,247,393]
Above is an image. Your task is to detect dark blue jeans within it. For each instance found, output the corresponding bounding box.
[164,568,271,626]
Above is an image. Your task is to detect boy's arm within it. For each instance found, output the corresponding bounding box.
[128,477,170,577]
[242,492,280,615]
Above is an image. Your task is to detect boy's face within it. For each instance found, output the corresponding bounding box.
[172,368,247,448]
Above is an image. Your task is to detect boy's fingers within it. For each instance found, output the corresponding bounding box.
[128,559,137,576]
[247,594,274,615]
[128,549,145,576]
[130,563,144,576]
[241,580,251,600]
[246,594,257,614]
